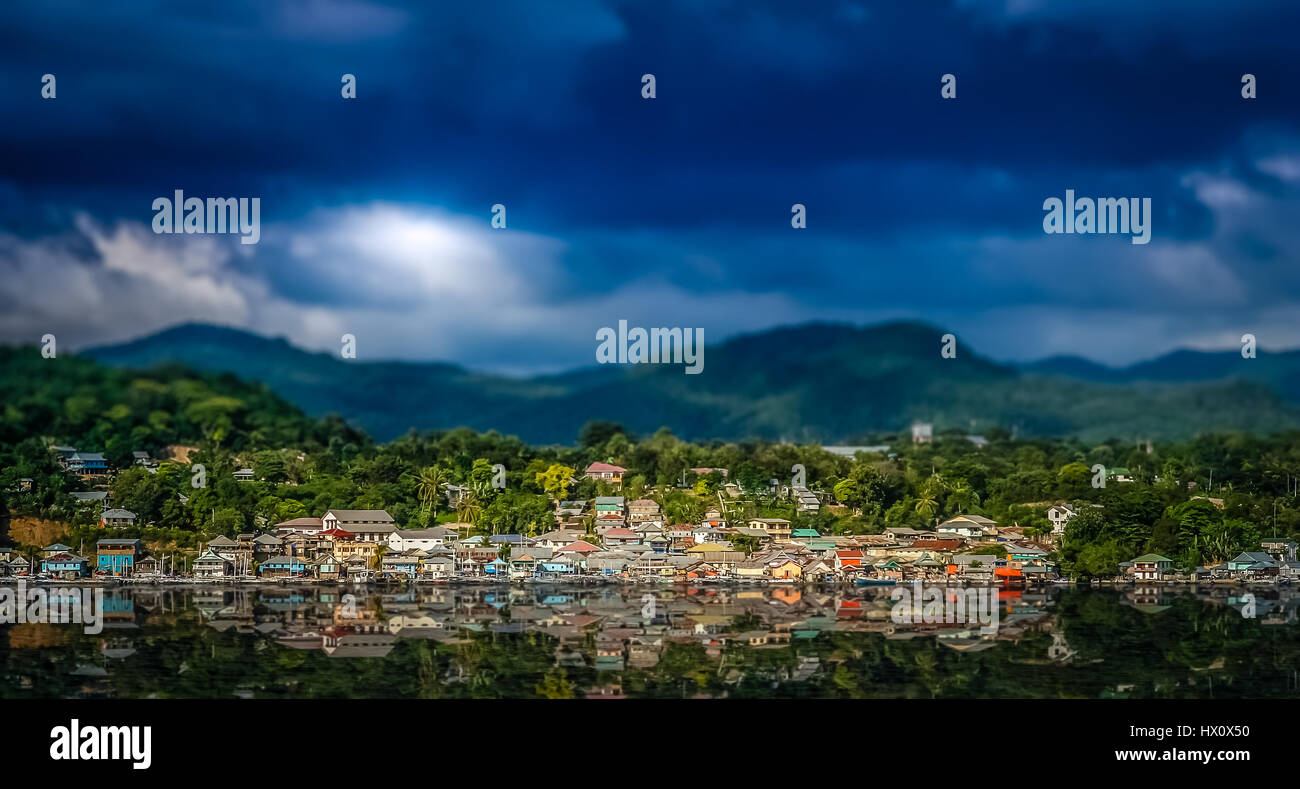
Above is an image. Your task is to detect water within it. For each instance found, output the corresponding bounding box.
[2,583,1298,699]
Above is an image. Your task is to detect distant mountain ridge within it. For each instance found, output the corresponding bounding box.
[82,322,1300,443]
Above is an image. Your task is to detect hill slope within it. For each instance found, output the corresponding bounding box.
[82,322,1300,443]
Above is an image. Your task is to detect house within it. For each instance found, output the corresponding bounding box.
[259,555,309,578]
[701,509,726,528]
[1227,552,1279,578]
[252,533,283,561]
[584,462,627,487]
[594,496,626,518]
[535,529,585,550]
[1107,467,1135,484]
[911,422,933,444]
[421,554,455,579]
[627,499,661,524]
[42,543,74,558]
[1260,538,1298,563]
[748,518,792,541]
[274,517,324,535]
[322,509,396,542]
[1046,504,1076,535]
[41,552,90,579]
[313,552,344,581]
[937,515,996,537]
[601,527,640,547]
[131,450,157,469]
[557,540,603,557]
[388,527,456,552]
[381,551,422,578]
[884,527,927,541]
[69,452,109,474]
[835,549,865,571]
[193,548,234,579]
[100,508,137,528]
[791,486,820,513]
[588,553,632,575]
[71,491,109,507]
[7,555,31,576]
[233,468,255,482]
[691,467,728,480]
[1130,553,1174,582]
[96,539,145,577]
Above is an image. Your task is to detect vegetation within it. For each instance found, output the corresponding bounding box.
[4,346,1300,578]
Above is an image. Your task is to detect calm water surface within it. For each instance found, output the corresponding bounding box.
[3,583,1298,699]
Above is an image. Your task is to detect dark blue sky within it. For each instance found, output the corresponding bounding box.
[3,0,1300,372]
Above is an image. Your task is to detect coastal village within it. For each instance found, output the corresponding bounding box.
[4,451,1298,586]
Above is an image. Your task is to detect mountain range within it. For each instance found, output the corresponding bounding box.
[82,322,1300,444]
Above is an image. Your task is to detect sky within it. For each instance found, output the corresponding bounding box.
[2,0,1300,373]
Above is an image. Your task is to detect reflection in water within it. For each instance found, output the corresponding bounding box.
[3,584,1300,699]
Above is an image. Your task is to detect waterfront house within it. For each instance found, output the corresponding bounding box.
[835,549,865,571]
[100,508,137,528]
[539,556,577,576]
[259,555,309,578]
[1227,552,1279,579]
[420,554,455,578]
[312,553,344,580]
[1130,553,1174,582]
[97,539,145,577]
[381,551,422,578]
[584,462,626,487]
[193,548,234,579]
[41,552,89,579]
[588,553,632,575]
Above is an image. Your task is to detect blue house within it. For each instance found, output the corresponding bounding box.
[41,552,89,578]
[539,559,576,575]
[259,555,309,577]
[69,452,109,473]
[97,539,145,576]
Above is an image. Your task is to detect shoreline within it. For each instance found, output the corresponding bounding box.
[0,576,1283,589]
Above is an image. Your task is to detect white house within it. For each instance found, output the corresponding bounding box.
[388,527,456,553]
[1047,504,1076,535]
[322,509,396,543]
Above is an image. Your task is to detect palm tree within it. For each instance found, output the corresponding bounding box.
[914,494,938,523]
[457,488,483,529]
[415,466,448,519]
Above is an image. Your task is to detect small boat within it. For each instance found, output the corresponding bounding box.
[855,578,896,587]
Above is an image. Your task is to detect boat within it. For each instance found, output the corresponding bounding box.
[855,578,896,587]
